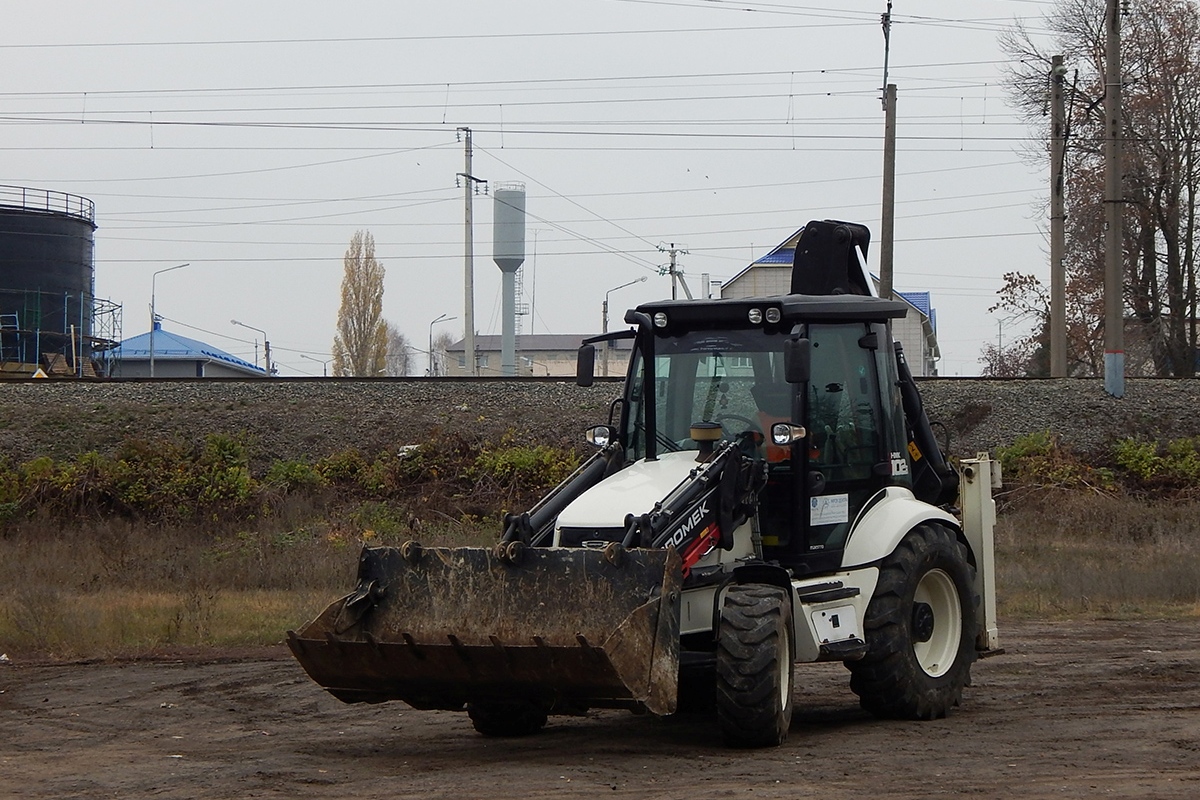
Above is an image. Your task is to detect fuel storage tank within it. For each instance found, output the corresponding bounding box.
[0,185,100,376]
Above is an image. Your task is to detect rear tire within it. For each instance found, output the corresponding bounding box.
[466,701,548,737]
[715,584,794,748]
[848,522,978,720]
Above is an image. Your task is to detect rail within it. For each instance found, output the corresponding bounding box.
[0,184,95,224]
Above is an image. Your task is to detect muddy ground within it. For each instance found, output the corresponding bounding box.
[2,619,1197,800]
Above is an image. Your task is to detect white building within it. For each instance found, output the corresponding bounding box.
[719,227,941,376]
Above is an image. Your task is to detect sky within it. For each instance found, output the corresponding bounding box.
[3,1,1059,377]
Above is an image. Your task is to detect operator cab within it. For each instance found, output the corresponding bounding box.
[603,293,914,576]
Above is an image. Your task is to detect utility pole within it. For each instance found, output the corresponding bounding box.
[1103,0,1124,397]
[878,2,896,299]
[880,83,897,300]
[1050,54,1068,378]
[658,243,692,300]
[457,127,486,377]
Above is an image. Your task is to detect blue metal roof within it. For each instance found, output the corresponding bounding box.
[111,325,265,375]
[895,290,931,318]
[753,249,795,265]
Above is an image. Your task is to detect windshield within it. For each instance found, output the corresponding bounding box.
[624,329,791,460]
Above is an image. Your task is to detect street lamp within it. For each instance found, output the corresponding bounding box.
[231,319,272,376]
[602,276,647,377]
[149,262,190,378]
[428,313,457,376]
[300,353,332,377]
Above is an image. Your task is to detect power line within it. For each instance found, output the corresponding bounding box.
[0,22,885,51]
[0,61,1013,100]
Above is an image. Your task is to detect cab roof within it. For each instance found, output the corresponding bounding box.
[629,293,908,331]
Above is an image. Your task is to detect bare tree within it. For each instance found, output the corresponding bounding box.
[383,322,410,377]
[332,230,388,377]
[997,0,1200,376]
[429,330,454,376]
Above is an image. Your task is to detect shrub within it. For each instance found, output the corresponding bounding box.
[471,442,579,494]
[1111,436,1200,490]
[316,449,368,484]
[265,460,325,493]
[995,431,1112,493]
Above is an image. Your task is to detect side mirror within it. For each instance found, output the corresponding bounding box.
[576,344,596,387]
[585,424,617,448]
[784,338,811,384]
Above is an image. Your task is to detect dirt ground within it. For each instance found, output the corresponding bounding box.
[1,619,1197,800]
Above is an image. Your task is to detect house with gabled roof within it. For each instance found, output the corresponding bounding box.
[719,226,942,376]
[107,322,268,378]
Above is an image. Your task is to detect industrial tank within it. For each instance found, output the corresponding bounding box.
[0,185,102,376]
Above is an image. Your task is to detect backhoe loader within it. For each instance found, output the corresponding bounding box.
[289,220,999,747]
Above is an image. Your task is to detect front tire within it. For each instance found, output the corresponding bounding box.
[715,584,795,747]
[848,522,978,720]
[466,701,548,737]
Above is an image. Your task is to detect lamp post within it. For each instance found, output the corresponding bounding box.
[602,277,646,377]
[149,262,190,378]
[300,353,332,377]
[428,313,457,376]
[231,319,272,376]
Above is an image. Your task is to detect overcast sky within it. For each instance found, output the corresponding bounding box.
[4,1,1057,376]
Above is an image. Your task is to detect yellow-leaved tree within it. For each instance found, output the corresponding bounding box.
[332,230,389,377]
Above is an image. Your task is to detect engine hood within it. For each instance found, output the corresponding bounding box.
[556,450,702,530]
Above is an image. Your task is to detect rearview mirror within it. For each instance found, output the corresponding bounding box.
[576,344,596,387]
[784,338,811,384]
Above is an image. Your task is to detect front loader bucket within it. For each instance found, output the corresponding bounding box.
[288,544,682,716]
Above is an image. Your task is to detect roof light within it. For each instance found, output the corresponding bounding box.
[765,307,782,324]
[653,312,668,328]
[747,308,763,324]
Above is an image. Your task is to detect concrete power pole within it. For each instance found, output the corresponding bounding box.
[1103,0,1124,397]
[457,127,486,377]
[880,83,897,300]
[1050,55,1068,378]
[877,2,895,301]
[659,243,692,300]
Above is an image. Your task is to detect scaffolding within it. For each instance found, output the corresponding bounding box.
[0,287,122,378]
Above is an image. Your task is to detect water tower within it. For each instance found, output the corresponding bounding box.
[492,183,526,376]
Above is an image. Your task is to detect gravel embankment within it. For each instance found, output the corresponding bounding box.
[0,377,1194,466]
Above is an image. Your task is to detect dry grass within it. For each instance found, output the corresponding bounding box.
[0,514,496,659]
[2,491,1197,658]
[995,491,1200,619]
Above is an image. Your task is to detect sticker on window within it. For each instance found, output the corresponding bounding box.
[810,494,849,525]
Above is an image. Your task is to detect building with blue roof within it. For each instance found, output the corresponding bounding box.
[719,226,942,376]
[108,322,267,378]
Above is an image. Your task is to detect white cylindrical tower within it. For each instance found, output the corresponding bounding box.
[492,183,526,376]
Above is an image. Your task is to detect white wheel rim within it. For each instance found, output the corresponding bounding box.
[778,634,791,711]
[912,568,961,678]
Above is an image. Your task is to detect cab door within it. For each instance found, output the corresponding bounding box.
[794,323,889,574]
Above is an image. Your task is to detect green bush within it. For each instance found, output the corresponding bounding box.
[471,442,578,492]
[996,431,1113,493]
[1112,436,1200,488]
[316,449,368,484]
[0,430,582,526]
[265,459,325,493]
[1112,438,1160,481]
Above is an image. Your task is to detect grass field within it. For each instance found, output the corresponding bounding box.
[1,491,1197,659]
